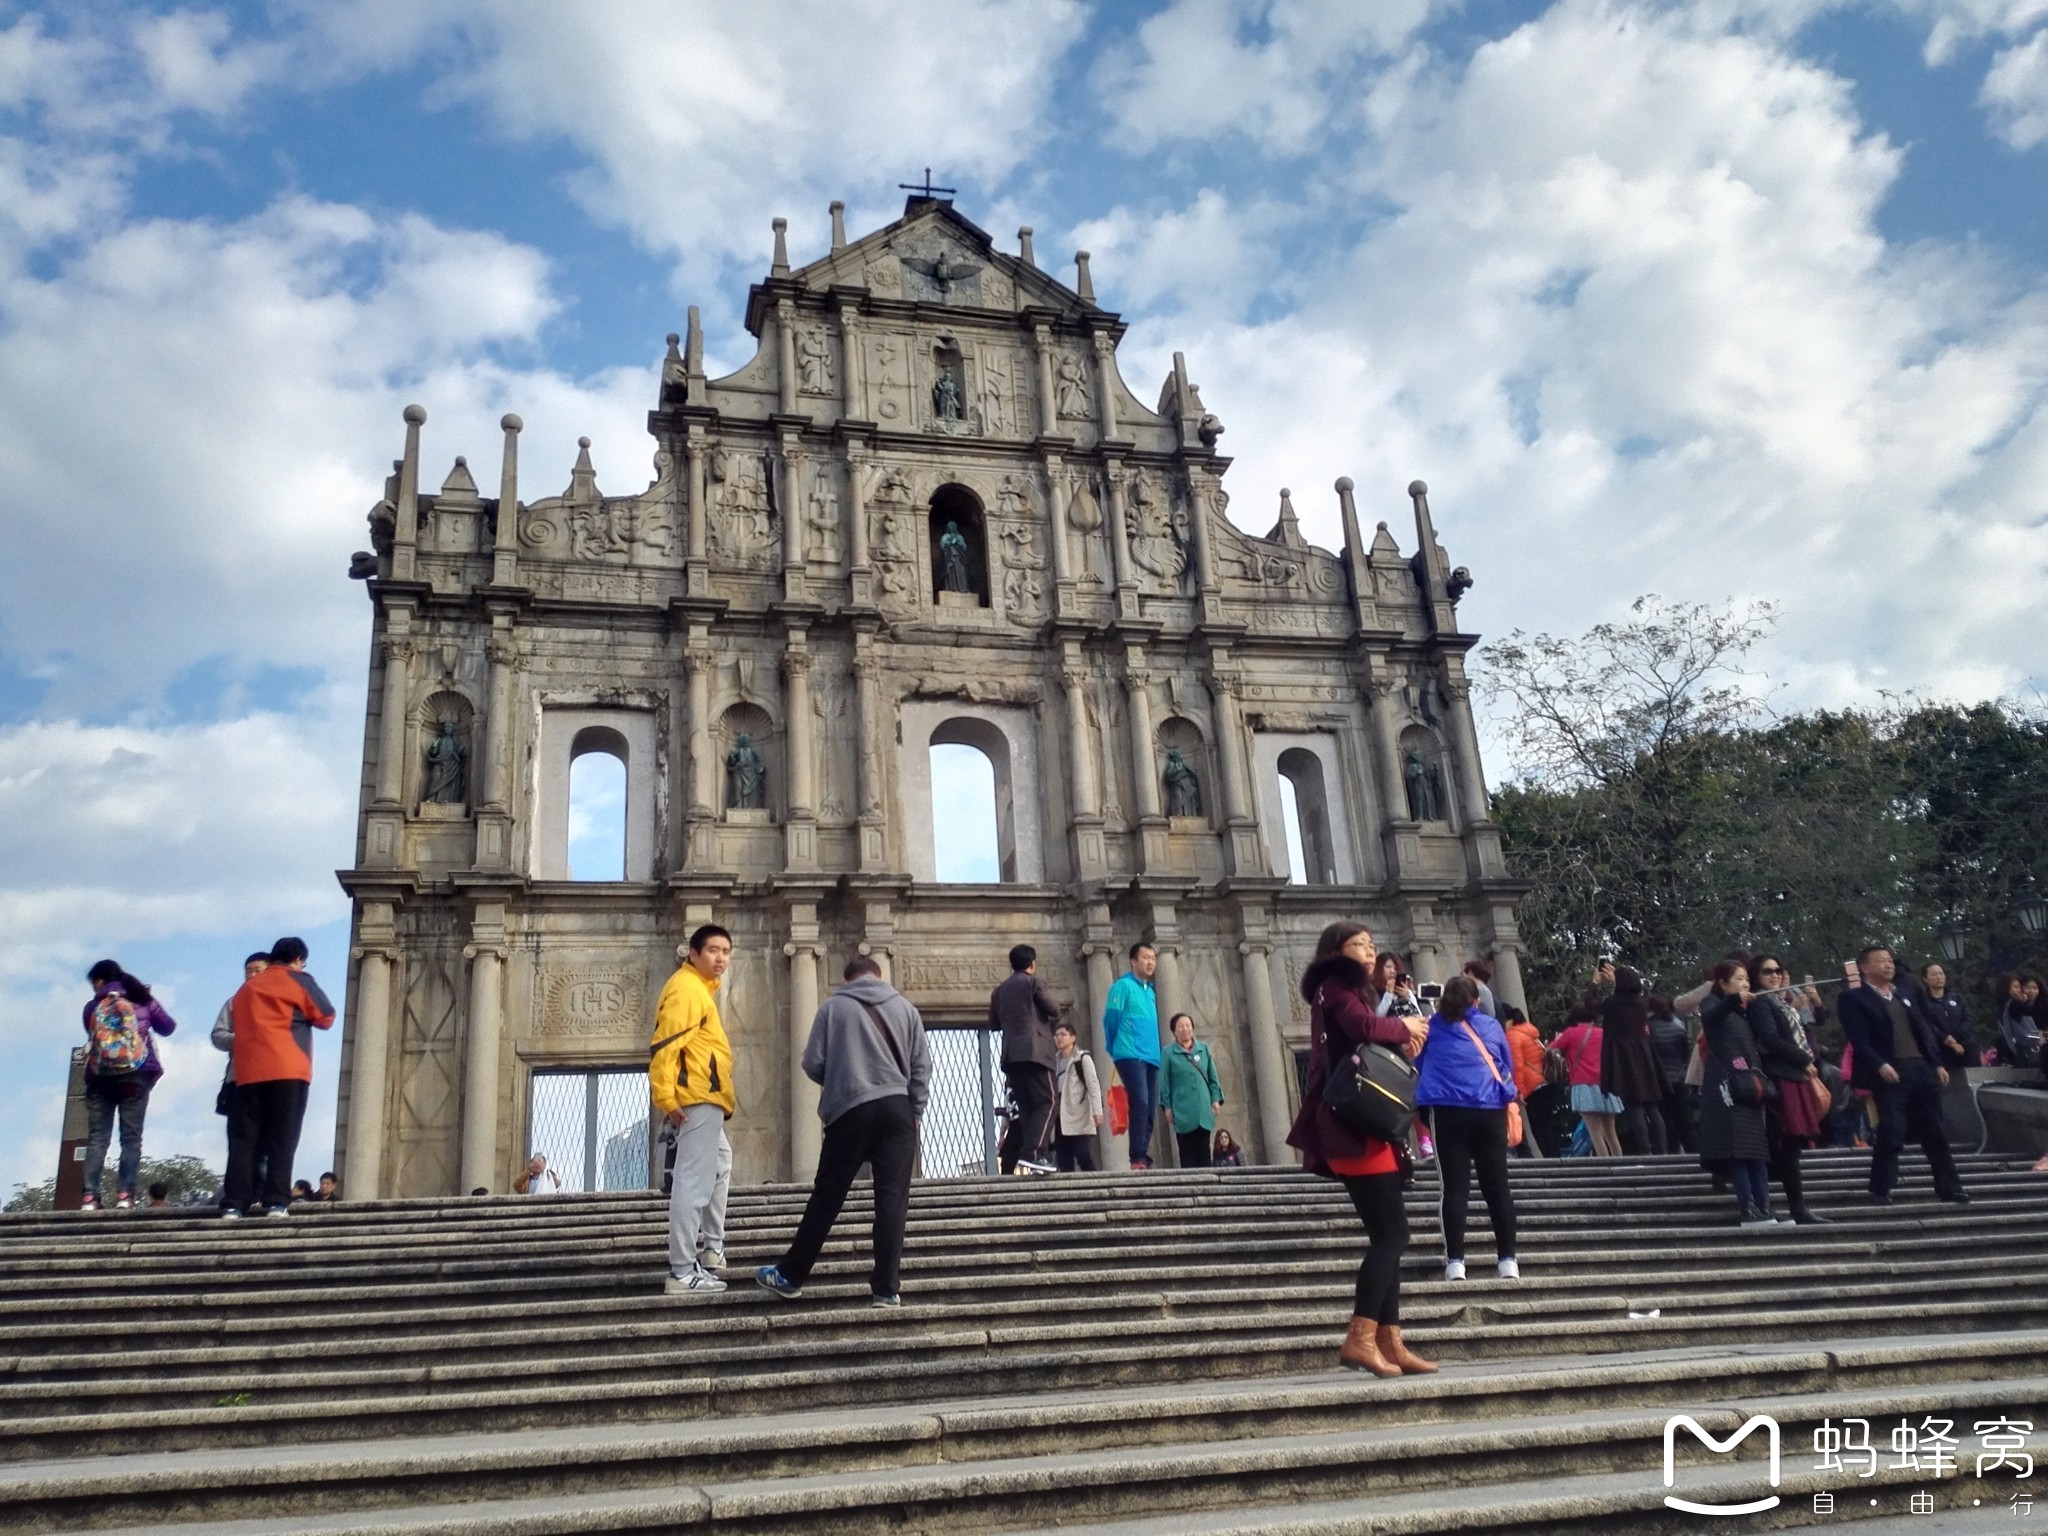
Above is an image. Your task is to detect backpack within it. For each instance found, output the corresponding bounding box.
[88,992,148,1075]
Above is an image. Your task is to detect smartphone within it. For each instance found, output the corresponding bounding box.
[1418,982,1444,1003]
[1842,960,1860,985]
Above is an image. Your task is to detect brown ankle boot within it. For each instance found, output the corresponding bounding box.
[1339,1316,1401,1377]
[1377,1323,1437,1374]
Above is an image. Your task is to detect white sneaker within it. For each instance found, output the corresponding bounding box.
[1497,1257,1521,1280]
[1444,1259,1467,1282]
[665,1267,728,1294]
[699,1248,727,1270]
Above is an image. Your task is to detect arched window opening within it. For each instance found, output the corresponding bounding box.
[928,483,990,606]
[566,726,628,881]
[929,743,1001,883]
[1277,774,1309,885]
[930,716,1018,881]
[1278,747,1337,886]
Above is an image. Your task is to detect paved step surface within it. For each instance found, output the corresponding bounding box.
[6,1150,2045,1533]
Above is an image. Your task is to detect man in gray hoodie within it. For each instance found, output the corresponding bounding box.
[756,955,933,1306]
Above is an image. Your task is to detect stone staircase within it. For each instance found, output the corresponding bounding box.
[4,1150,2047,1534]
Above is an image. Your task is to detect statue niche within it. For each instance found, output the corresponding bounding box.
[1399,727,1450,824]
[718,702,776,819]
[1158,716,1209,823]
[417,691,473,810]
[928,484,989,607]
[930,338,970,430]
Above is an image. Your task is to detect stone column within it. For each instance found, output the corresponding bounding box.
[459,905,507,1194]
[1366,665,1408,823]
[390,404,424,582]
[1105,465,1138,620]
[491,414,521,587]
[1123,650,1160,821]
[1042,454,1073,592]
[476,624,517,869]
[1491,942,1528,1014]
[852,636,886,870]
[775,297,798,416]
[344,910,396,1198]
[786,906,823,1176]
[372,630,414,808]
[684,427,709,596]
[1208,669,1251,824]
[1062,653,1105,880]
[784,634,817,871]
[1237,936,1294,1164]
[837,301,865,420]
[846,447,873,607]
[1031,324,1059,436]
[1091,332,1120,440]
[1443,668,1492,826]
[781,445,806,572]
[1185,468,1218,595]
[684,634,714,869]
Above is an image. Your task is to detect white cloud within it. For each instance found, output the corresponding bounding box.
[1094,0,1447,154]
[1088,0,2048,739]
[1981,25,2048,143]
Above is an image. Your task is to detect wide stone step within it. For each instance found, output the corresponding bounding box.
[29,1359,2045,1536]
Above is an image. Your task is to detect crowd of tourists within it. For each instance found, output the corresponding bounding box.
[74,938,337,1215]
[73,911,2039,1378]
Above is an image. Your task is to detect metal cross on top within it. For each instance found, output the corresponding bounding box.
[899,167,957,199]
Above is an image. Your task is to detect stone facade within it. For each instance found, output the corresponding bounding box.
[334,196,1529,1196]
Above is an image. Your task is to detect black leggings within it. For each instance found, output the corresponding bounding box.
[1621,1099,1670,1156]
[1432,1104,1518,1262]
[1340,1172,1409,1324]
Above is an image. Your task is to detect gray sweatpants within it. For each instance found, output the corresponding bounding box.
[665,1108,730,1275]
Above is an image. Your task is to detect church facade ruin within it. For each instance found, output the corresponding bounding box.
[334,194,1528,1195]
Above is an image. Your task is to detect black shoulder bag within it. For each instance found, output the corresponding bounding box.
[1319,996,1417,1145]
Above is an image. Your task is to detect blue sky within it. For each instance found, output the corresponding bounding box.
[4,0,2047,1192]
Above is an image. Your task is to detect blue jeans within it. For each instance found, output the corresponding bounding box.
[1731,1157,1770,1212]
[83,1076,151,1200]
[1115,1059,1159,1165]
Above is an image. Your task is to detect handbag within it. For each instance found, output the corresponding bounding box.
[1321,1019,1417,1146]
[1724,1054,1770,1108]
[1459,1018,1523,1148]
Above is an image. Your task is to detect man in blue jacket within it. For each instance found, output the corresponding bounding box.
[1838,945,1966,1206]
[1103,941,1162,1168]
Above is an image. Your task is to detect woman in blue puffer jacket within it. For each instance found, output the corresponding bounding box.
[1414,975,1520,1281]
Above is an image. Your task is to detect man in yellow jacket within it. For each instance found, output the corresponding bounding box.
[652,924,737,1294]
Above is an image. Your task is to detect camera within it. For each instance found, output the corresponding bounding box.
[1418,981,1444,1003]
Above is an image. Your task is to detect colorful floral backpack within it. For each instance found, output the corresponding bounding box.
[88,992,148,1074]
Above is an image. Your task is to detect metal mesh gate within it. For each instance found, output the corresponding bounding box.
[921,1027,1003,1177]
[526,1068,651,1192]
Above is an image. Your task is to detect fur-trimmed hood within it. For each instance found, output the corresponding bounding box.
[1301,952,1371,1006]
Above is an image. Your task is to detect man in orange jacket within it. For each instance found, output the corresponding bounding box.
[222,937,335,1217]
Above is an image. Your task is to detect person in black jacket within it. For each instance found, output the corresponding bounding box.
[990,944,1062,1174]
[1919,963,1979,1068]
[1699,961,1775,1227]
[1838,945,1966,1206]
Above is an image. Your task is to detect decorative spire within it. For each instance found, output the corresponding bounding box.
[829,200,847,252]
[493,414,522,579]
[564,436,600,502]
[392,404,426,580]
[771,216,790,276]
[1269,487,1304,547]
[1018,225,1036,267]
[1075,249,1094,302]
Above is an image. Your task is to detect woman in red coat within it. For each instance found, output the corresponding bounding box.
[1286,921,1434,1378]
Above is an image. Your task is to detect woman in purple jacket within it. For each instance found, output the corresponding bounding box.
[1414,976,1521,1281]
[80,960,177,1210]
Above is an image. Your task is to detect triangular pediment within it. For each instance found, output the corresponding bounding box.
[783,200,1101,320]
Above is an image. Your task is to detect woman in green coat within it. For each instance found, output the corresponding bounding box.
[1162,1012,1224,1168]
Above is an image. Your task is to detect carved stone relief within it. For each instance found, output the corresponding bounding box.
[1054,351,1091,420]
[536,970,646,1038]
[795,326,835,395]
[976,345,1013,437]
[1127,474,1190,592]
[707,448,778,573]
[806,465,842,567]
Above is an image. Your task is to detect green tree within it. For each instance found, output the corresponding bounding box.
[6,1154,221,1212]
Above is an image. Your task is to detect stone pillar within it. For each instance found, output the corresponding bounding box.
[852,635,886,870]
[684,427,709,597]
[459,904,507,1194]
[1124,648,1163,871]
[390,404,424,582]
[344,909,396,1198]
[781,444,806,572]
[684,632,714,867]
[1237,931,1294,1164]
[1031,324,1059,436]
[1366,664,1408,824]
[837,301,865,420]
[491,414,521,587]
[786,905,823,1177]
[846,447,873,607]
[1443,667,1492,827]
[1061,651,1105,880]
[775,297,798,416]
[1091,331,1120,440]
[1081,913,1127,1172]
[1105,465,1138,619]
[1491,942,1528,1014]
[784,633,818,871]
[1208,663,1264,876]
[1042,454,1073,595]
[476,623,516,869]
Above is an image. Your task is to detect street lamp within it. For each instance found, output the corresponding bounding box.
[1935,912,1967,966]
[2016,878,2048,939]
